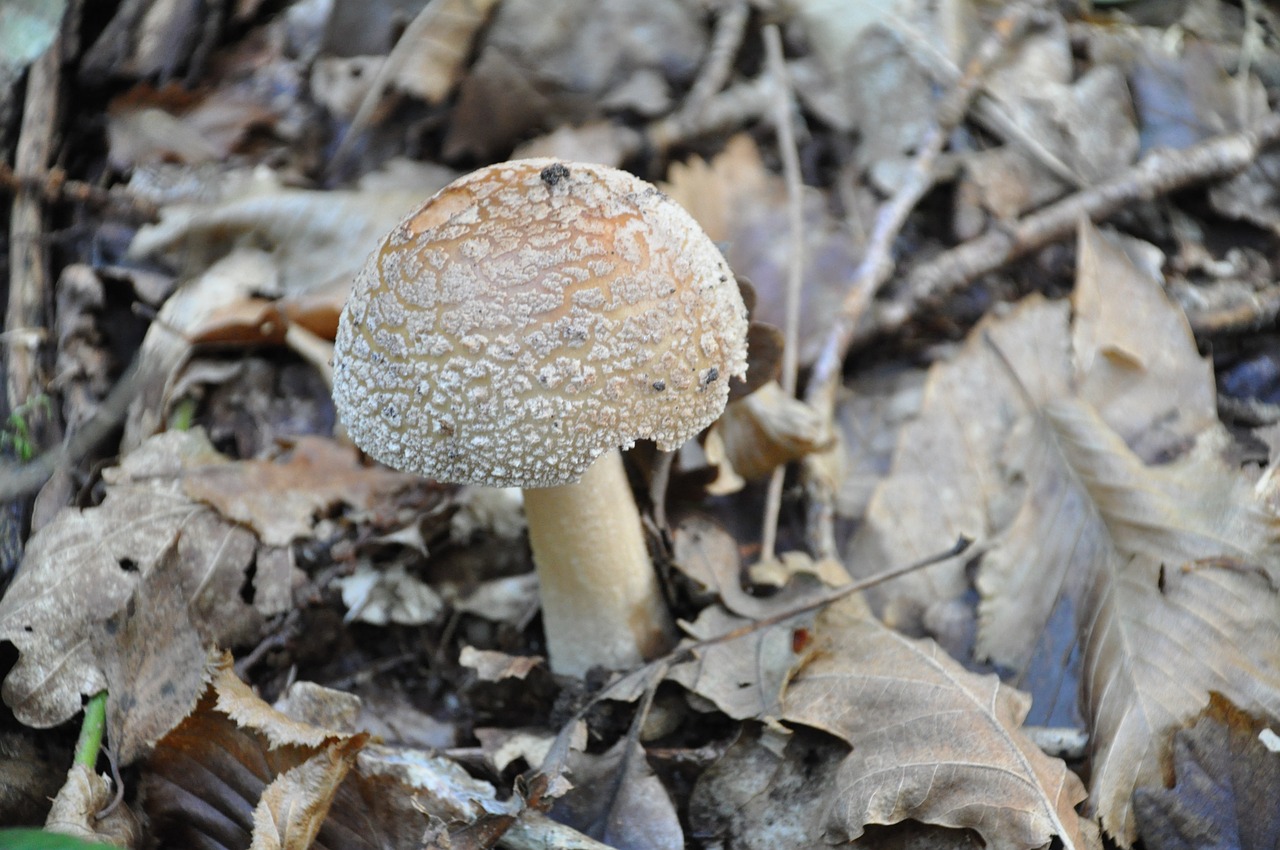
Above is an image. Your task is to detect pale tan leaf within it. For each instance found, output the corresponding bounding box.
[667,606,809,721]
[843,296,1073,631]
[781,611,1096,850]
[977,400,1280,846]
[1080,553,1280,846]
[662,134,860,366]
[250,738,364,850]
[1072,224,1217,460]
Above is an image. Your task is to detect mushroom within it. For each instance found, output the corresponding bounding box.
[332,159,749,677]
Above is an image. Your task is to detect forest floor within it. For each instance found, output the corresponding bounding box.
[2,1,1280,848]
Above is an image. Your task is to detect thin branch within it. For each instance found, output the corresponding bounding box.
[759,24,805,562]
[0,161,159,221]
[803,3,1044,417]
[800,5,1041,558]
[858,110,1280,348]
[682,0,749,112]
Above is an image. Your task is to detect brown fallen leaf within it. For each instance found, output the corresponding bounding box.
[182,436,420,547]
[1133,694,1280,850]
[781,606,1097,850]
[145,655,368,848]
[145,655,512,849]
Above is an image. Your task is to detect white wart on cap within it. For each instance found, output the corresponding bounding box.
[333,159,749,488]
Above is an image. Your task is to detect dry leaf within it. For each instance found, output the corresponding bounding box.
[663,135,859,367]
[182,436,419,547]
[667,605,810,721]
[707,381,831,483]
[781,609,1097,850]
[251,737,365,850]
[337,562,445,627]
[842,297,1072,632]
[1072,225,1217,460]
[458,647,542,682]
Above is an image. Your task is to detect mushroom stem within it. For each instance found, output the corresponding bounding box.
[522,449,675,677]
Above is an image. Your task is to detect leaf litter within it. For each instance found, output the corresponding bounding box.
[4,0,1280,848]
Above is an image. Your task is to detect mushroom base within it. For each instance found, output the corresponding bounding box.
[523,449,675,677]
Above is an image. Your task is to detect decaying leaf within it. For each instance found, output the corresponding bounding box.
[781,607,1097,850]
[688,725,836,850]
[0,430,288,733]
[1133,694,1280,850]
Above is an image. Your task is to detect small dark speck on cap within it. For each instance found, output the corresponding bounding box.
[652,380,666,391]
[703,368,719,385]
[540,163,571,187]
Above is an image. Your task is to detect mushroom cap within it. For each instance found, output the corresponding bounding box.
[333,159,749,488]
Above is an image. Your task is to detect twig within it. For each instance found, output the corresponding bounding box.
[682,0,749,112]
[0,359,142,501]
[0,161,159,220]
[858,110,1280,348]
[759,25,805,562]
[804,4,1042,416]
[646,73,773,153]
[888,11,1084,188]
[7,33,62,417]
[800,5,1039,558]
[582,536,970,714]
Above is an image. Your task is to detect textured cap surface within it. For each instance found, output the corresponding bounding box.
[333,159,749,487]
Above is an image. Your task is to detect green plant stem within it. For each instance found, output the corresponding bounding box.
[74,691,107,770]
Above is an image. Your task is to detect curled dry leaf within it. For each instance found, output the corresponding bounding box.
[781,608,1098,850]
[146,655,511,850]
[705,381,831,486]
